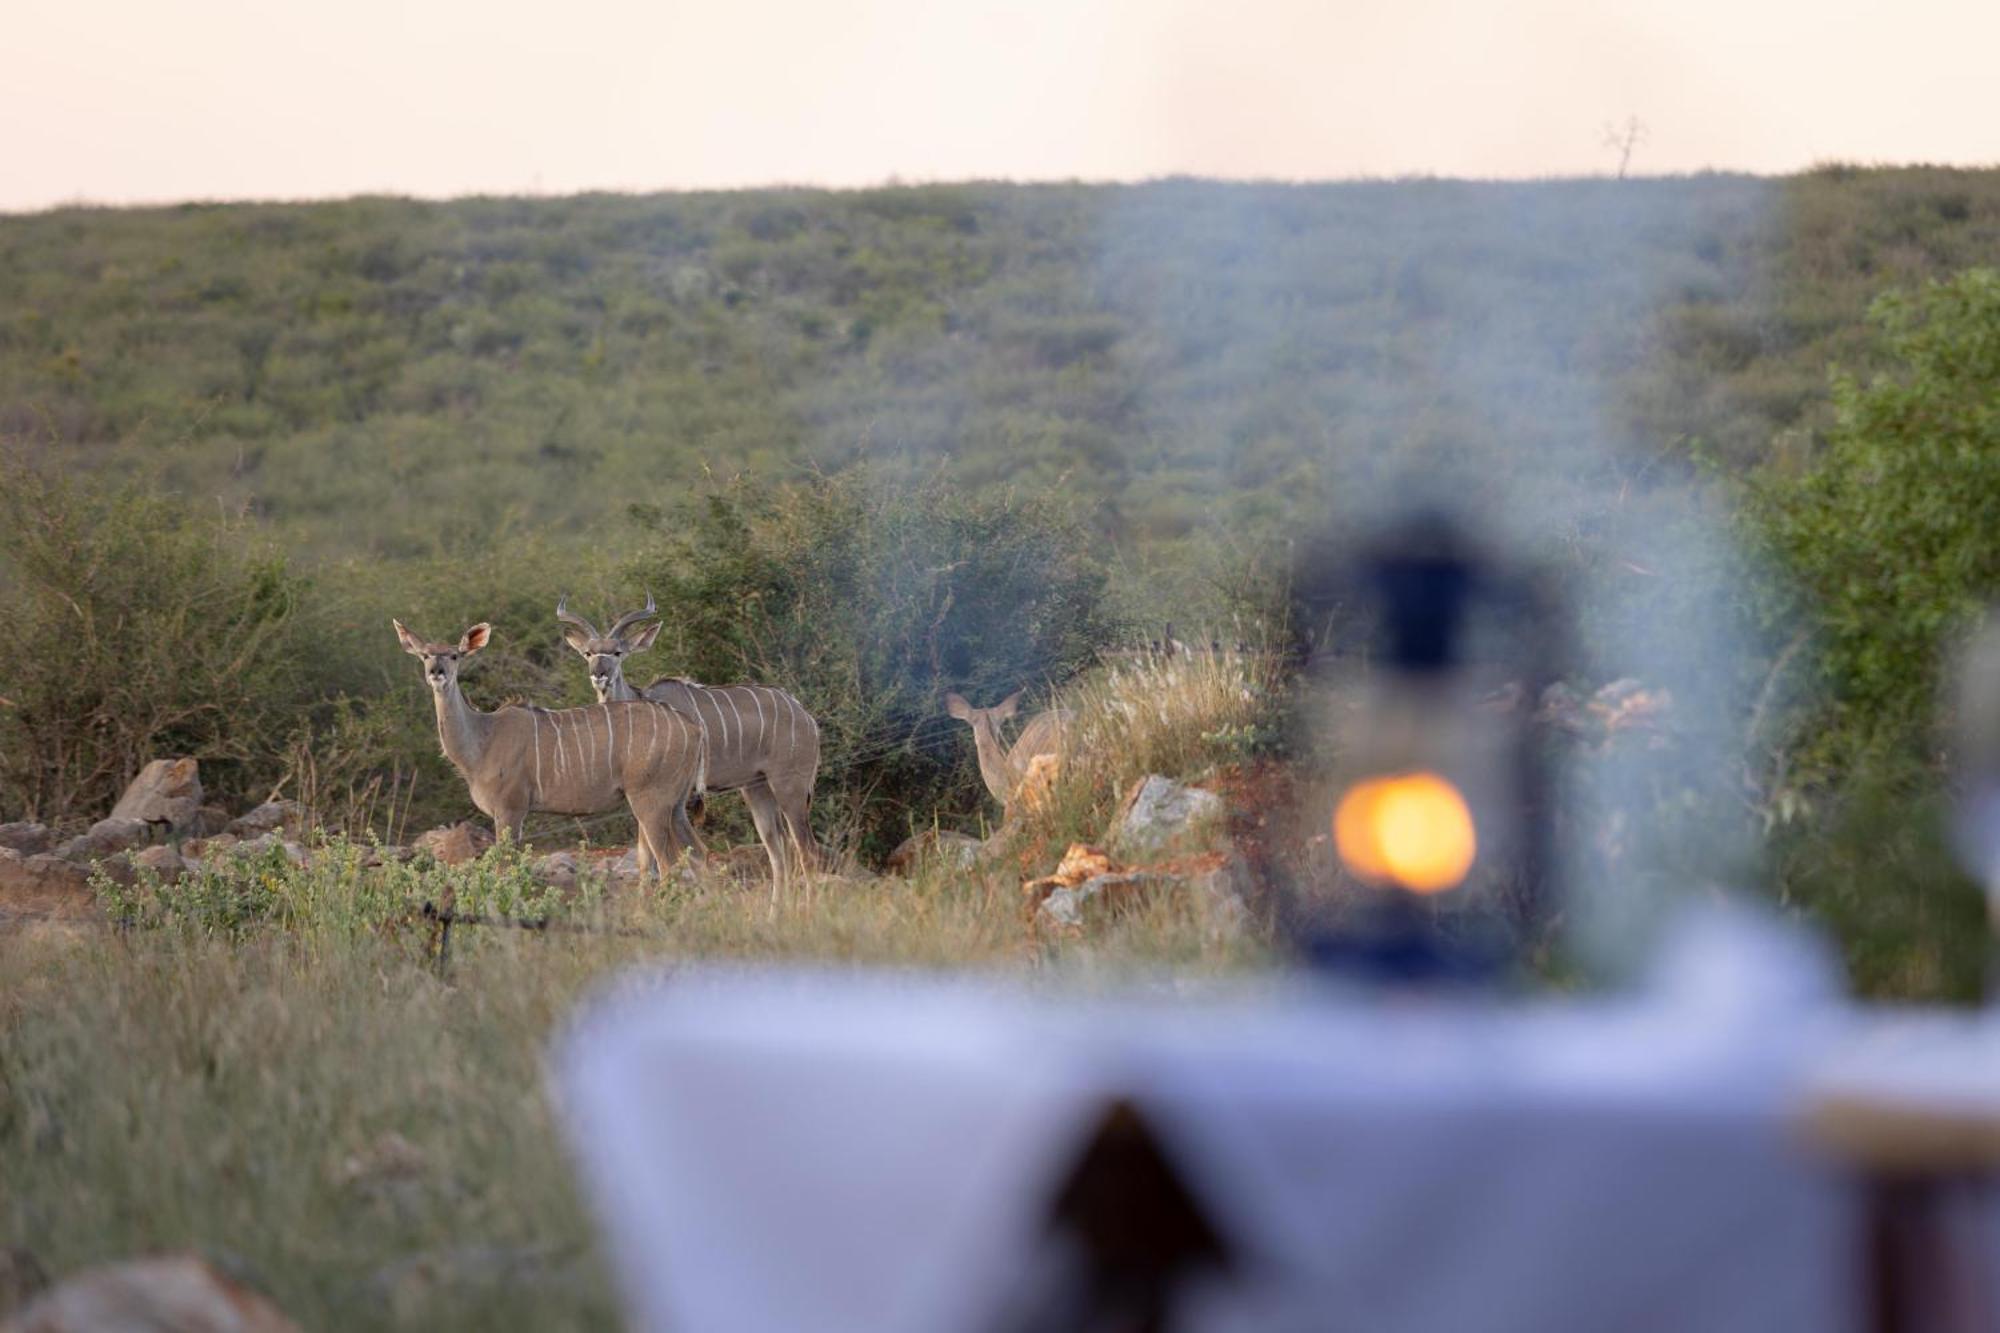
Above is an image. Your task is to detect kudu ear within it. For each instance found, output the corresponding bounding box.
[393,619,427,657]
[944,692,973,720]
[559,622,595,657]
[624,620,663,654]
[993,690,1023,721]
[459,623,492,655]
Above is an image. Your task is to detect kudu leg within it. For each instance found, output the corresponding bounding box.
[671,800,711,863]
[741,781,790,902]
[492,810,527,853]
[625,792,683,885]
[631,816,658,880]
[768,771,818,878]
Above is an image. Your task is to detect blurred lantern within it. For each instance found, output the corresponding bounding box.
[1946,607,2000,989]
[1284,511,1562,985]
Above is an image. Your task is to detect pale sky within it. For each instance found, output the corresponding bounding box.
[8,0,1997,211]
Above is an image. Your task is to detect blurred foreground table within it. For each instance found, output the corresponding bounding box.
[1805,1015,2000,1333]
[553,938,1995,1333]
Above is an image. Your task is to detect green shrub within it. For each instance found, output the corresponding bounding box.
[1749,267,2000,769]
[1737,268,2000,1000]
[0,451,322,821]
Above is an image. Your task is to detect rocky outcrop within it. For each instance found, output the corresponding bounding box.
[1,1253,300,1333]
[1023,841,1248,939]
[180,834,238,861]
[191,805,234,837]
[132,845,188,879]
[532,851,580,892]
[1038,870,1178,929]
[0,824,53,856]
[1108,775,1223,859]
[225,800,306,840]
[1532,678,1674,750]
[227,834,307,867]
[0,849,99,920]
[411,823,494,866]
[56,818,150,863]
[107,757,203,834]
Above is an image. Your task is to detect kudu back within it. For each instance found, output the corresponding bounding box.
[558,596,821,894]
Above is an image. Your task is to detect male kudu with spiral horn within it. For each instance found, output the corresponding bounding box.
[557,595,821,893]
[393,619,707,879]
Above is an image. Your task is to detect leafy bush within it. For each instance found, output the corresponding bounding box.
[1739,268,2000,1001]
[96,835,607,940]
[1750,267,2000,767]
[0,451,322,821]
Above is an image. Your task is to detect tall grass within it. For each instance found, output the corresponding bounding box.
[2,860,1266,1331]
[1003,641,1281,852]
[2,670,1270,1330]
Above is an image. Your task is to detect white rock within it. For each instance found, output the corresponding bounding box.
[108,757,204,833]
[533,851,581,891]
[1108,775,1223,859]
[2,1253,300,1332]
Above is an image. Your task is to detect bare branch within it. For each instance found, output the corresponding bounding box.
[1600,115,1649,179]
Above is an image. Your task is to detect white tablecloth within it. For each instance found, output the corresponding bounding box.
[552,931,1891,1333]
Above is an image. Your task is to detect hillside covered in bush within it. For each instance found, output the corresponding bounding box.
[7,167,1997,560]
[5,168,2000,995]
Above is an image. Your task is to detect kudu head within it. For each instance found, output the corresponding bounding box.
[557,594,661,701]
[945,690,1022,732]
[945,689,1024,752]
[394,620,491,694]
[946,690,1028,808]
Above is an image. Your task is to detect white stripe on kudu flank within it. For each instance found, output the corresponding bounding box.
[725,693,746,754]
[683,712,707,792]
[601,703,614,771]
[703,692,729,753]
[750,688,767,748]
[532,711,543,802]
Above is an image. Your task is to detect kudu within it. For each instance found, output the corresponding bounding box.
[393,619,707,879]
[944,690,1072,823]
[557,595,821,893]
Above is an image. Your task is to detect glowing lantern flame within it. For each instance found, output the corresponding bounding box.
[1334,771,1478,894]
